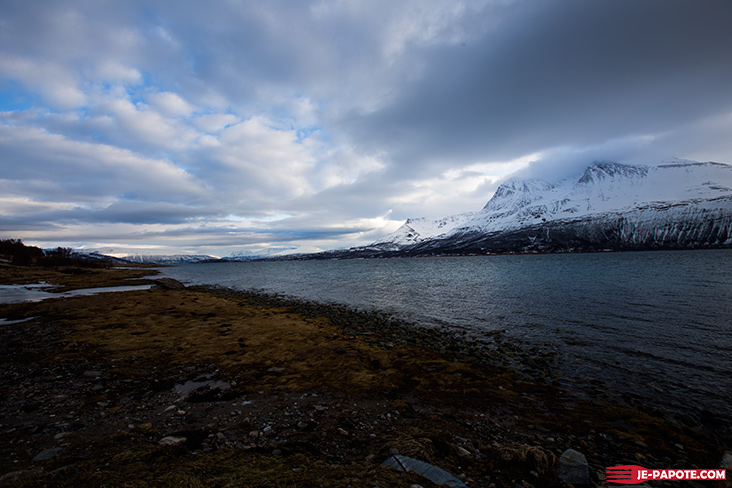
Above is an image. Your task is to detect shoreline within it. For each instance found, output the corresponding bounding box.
[0,265,728,487]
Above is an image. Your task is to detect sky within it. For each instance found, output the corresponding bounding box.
[1,0,732,257]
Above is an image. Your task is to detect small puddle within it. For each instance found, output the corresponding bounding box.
[0,316,37,325]
[0,284,153,304]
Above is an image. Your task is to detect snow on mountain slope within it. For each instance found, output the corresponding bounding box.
[371,212,475,249]
[449,160,732,236]
[123,254,217,264]
[373,160,732,252]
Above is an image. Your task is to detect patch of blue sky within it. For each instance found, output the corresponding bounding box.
[116,70,156,106]
[0,81,40,112]
[296,125,323,144]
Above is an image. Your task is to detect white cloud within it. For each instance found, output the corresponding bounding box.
[0,196,74,216]
[192,113,239,133]
[0,124,204,204]
[147,91,197,117]
[0,55,86,108]
[90,61,142,84]
[97,96,199,150]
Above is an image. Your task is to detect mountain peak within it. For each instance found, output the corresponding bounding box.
[482,177,555,212]
[577,161,649,185]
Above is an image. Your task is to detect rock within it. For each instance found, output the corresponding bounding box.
[267,367,286,374]
[719,451,732,488]
[383,455,468,488]
[32,448,62,462]
[158,436,187,446]
[721,451,732,468]
[0,468,43,486]
[495,444,557,478]
[152,278,186,290]
[557,448,589,485]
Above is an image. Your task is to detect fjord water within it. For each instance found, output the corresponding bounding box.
[160,250,732,420]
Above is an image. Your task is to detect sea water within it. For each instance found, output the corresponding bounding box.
[159,250,732,420]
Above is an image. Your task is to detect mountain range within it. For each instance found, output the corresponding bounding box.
[72,160,732,263]
[306,160,732,259]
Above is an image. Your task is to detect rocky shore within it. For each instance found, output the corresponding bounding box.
[0,264,728,487]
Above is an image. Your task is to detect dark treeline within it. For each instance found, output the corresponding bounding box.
[0,239,111,268]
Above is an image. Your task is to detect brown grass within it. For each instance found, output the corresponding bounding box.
[13,286,516,401]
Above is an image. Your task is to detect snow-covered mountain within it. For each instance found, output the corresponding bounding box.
[122,254,217,265]
[371,213,475,250]
[357,160,732,256]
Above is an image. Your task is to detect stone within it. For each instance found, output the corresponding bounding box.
[557,448,589,485]
[32,448,61,462]
[152,278,186,290]
[158,436,187,446]
[0,468,43,486]
[496,444,557,478]
[721,450,732,469]
[457,446,472,457]
[719,451,732,488]
[383,455,468,488]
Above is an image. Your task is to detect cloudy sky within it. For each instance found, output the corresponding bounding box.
[2,0,732,257]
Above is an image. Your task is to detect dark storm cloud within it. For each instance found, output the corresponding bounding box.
[341,0,732,175]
